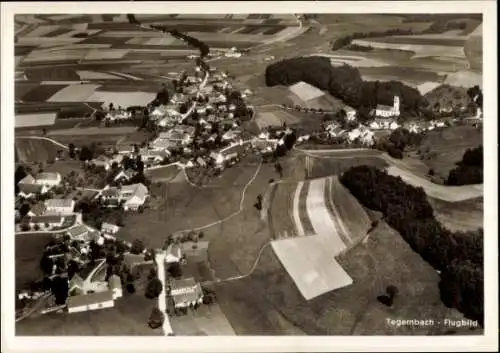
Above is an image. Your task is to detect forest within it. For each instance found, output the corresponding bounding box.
[340,165,483,325]
[446,145,483,185]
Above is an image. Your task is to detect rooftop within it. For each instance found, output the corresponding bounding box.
[18,174,35,185]
[36,172,61,181]
[45,198,75,209]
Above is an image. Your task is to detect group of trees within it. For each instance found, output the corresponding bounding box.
[376,128,423,159]
[446,145,483,185]
[265,57,427,116]
[340,165,483,325]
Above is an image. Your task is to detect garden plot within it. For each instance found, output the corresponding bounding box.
[15,112,57,128]
[86,91,156,107]
[76,70,124,80]
[271,236,353,300]
[47,84,100,102]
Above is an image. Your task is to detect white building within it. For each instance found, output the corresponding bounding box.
[121,183,148,211]
[170,277,204,308]
[347,125,374,146]
[67,290,115,314]
[373,96,400,118]
[101,222,120,235]
[44,199,75,215]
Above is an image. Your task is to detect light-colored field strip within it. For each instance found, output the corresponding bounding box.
[24,50,90,62]
[41,81,89,85]
[15,113,57,128]
[271,236,353,300]
[86,91,156,107]
[306,178,347,254]
[46,14,81,21]
[292,181,306,237]
[83,49,130,60]
[386,165,483,202]
[185,31,266,42]
[325,176,352,245]
[76,70,124,80]
[47,84,101,102]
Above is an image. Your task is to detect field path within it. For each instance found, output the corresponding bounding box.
[15,136,69,150]
[155,251,174,336]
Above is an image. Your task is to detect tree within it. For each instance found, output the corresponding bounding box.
[40,254,54,275]
[19,203,31,218]
[15,165,27,193]
[168,262,183,279]
[274,162,283,178]
[131,239,145,255]
[79,146,94,161]
[51,276,69,305]
[148,307,165,329]
[145,278,163,299]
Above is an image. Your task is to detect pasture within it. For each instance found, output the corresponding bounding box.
[304,153,388,179]
[170,303,236,336]
[145,164,181,183]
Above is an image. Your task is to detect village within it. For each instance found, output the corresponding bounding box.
[14,55,484,323]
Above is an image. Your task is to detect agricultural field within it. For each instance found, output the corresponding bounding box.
[145,164,181,183]
[170,303,236,336]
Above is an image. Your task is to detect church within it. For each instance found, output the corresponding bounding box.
[372,96,401,118]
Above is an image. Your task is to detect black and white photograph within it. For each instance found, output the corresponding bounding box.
[1,1,497,352]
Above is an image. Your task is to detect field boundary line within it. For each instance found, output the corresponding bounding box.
[154,251,174,336]
[292,181,306,237]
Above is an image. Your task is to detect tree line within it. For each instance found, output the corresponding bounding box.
[340,165,483,325]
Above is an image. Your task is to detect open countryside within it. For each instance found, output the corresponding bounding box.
[12,11,488,342]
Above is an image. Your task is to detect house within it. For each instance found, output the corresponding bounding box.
[209,152,225,166]
[108,274,122,300]
[101,222,120,235]
[120,183,148,211]
[35,172,62,187]
[141,150,170,166]
[29,215,65,230]
[67,290,115,314]
[66,224,90,241]
[113,168,138,183]
[89,155,112,171]
[372,96,400,118]
[369,118,399,130]
[196,157,207,167]
[106,109,131,122]
[169,277,204,308]
[347,125,374,146]
[166,243,183,264]
[17,175,50,198]
[345,107,357,121]
[44,199,75,215]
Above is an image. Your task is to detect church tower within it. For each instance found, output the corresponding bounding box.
[393,96,400,116]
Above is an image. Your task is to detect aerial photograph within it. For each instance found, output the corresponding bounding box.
[13,12,484,337]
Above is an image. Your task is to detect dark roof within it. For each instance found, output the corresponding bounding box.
[375,104,394,111]
[29,202,47,216]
